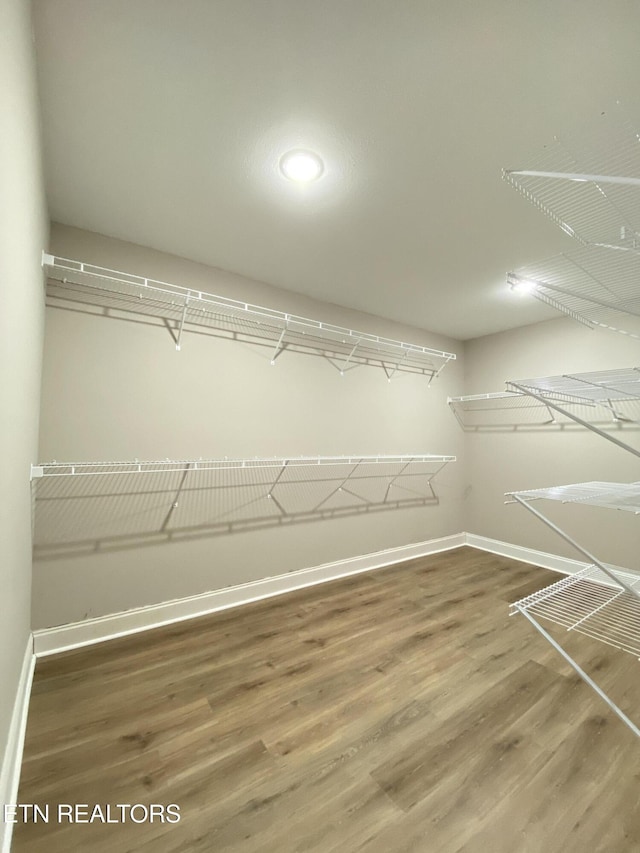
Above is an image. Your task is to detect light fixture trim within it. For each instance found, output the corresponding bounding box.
[279,149,324,183]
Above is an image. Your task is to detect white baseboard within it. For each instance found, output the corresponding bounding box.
[32,531,623,660]
[33,533,466,657]
[464,533,589,576]
[465,533,633,587]
[0,636,35,853]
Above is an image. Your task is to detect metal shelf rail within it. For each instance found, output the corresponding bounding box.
[43,254,456,381]
[507,368,640,458]
[30,454,455,480]
[508,481,640,736]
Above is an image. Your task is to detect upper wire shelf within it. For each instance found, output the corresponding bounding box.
[503,102,640,251]
[507,245,640,339]
[43,254,456,381]
[506,481,640,514]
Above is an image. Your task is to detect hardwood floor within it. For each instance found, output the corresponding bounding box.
[12,547,640,852]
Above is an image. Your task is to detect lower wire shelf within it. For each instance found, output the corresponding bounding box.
[510,565,640,659]
[508,483,640,737]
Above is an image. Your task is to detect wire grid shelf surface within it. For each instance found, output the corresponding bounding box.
[503,103,640,249]
[447,391,563,428]
[31,455,456,552]
[43,255,456,377]
[508,368,640,404]
[507,481,640,513]
[31,454,456,479]
[508,245,640,335]
[510,565,640,658]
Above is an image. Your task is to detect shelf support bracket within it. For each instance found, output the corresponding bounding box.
[387,350,410,382]
[339,339,362,375]
[176,298,189,351]
[384,459,413,501]
[270,320,289,365]
[160,462,192,531]
[428,357,451,386]
[267,461,289,510]
[313,460,363,511]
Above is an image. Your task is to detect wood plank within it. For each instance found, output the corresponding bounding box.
[12,547,640,852]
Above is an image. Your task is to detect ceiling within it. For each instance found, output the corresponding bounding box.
[33,0,640,340]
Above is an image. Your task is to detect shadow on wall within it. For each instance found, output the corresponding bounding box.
[33,463,444,561]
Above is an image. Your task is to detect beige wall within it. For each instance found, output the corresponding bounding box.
[33,224,465,628]
[0,0,47,779]
[463,316,640,569]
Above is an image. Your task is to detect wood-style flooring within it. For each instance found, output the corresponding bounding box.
[12,547,640,852]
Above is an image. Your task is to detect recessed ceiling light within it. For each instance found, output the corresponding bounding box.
[279,150,324,183]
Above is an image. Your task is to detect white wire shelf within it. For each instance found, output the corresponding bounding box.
[30,454,455,480]
[447,391,558,428]
[503,102,640,250]
[506,370,640,458]
[507,368,640,404]
[506,481,640,514]
[31,454,456,557]
[510,565,640,659]
[507,245,640,339]
[43,254,456,380]
[448,380,640,429]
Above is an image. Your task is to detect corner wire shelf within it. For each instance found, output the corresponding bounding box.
[447,391,558,429]
[503,101,640,251]
[507,481,640,737]
[507,245,640,341]
[503,102,640,338]
[42,254,456,382]
[506,367,640,458]
[30,454,456,559]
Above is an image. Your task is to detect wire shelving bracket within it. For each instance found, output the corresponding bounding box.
[42,254,456,382]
